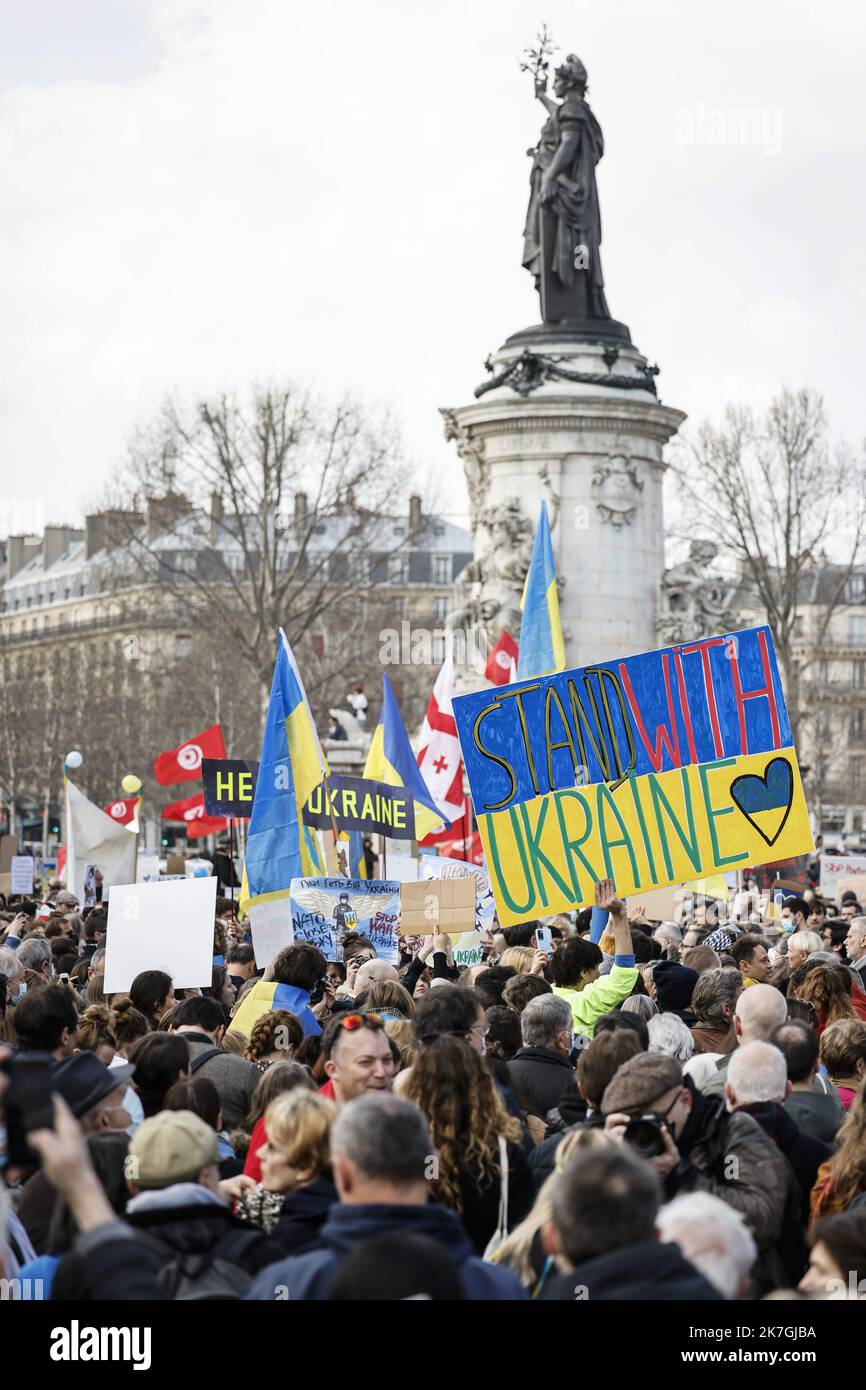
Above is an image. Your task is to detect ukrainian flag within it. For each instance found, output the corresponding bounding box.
[517,500,566,679]
[344,830,368,880]
[240,630,327,916]
[232,980,321,1038]
[363,674,446,841]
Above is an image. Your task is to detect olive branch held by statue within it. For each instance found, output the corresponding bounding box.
[519,24,558,84]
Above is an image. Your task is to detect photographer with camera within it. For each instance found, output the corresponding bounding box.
[601,1051,790,1256]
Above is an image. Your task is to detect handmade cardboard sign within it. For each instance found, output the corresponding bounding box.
[201,759,259,818]
[453,626,813,926]
[302,777,414,840]
[289,877,401,963]
[419,854,496,933]
[400,877,476,935]
[104,877,217,992]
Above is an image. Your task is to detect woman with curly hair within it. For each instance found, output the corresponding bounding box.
[244,1009,304,1073]
[810,1085,866,1221]
[404,1034,534,1254]
[795,965,856,1035]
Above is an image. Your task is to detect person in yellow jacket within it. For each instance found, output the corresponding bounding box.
[552,880,639,1039]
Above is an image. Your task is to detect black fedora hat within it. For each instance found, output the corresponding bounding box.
[53,1053,136,1119]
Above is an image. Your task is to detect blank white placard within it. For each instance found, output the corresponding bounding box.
[104,877,217,993]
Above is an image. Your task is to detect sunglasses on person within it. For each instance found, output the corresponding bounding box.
[335,1012,384,1032]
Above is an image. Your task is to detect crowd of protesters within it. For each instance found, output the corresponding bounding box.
[2,870,866,1301]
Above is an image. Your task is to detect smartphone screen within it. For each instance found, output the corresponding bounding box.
[535,927,553,956]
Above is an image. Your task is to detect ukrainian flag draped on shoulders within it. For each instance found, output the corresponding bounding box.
[240,629,327,918]
[364,674,446,841]
[517,500,565,679]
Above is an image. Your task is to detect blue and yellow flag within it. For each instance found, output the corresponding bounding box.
[363,674,445,841]
[517,500,565,679]
[240,630,327,915]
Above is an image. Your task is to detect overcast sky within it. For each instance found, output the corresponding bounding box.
[1,0,864,537]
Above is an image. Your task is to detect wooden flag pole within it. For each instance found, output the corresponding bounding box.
[322,773,347,875]
[228,817,235,908]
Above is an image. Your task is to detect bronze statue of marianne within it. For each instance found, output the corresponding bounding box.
[522,53,611,325]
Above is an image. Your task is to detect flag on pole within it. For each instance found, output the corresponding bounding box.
[161,792,225,838]
[153,724,227,786]
[416,655,465,824]
[239,630,328,916]
[65,778,138,902]
[364,674,446,842]
[517,501,565,679]
[103,797,139,827]
[484,629,519,687]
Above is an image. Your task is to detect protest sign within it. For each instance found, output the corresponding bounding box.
[201,759,259,818]
[0,873,11,897]
[249,898,294,970]
[302,777,415,840]
[420,854,496,933]
[401,877,476,935]
[380,851,419,883]
[453,931,485,968]
[453,625,813,926]
[290,877,401,963]
[10,856,34,895]
[820,852,866,903]
[104,877,217,992]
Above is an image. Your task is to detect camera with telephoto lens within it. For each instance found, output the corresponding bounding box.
[623,1113,669,1159]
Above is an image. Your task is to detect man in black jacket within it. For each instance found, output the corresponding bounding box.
[51,1108,284,1300]
[725,1040,834,1227]
[539,1145,720,1300]
[508,994,575,1119]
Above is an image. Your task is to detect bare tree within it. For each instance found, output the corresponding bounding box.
[674,388,866,744]
[108,384,422,721]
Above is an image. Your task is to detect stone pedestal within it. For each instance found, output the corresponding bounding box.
[442,326,686,673]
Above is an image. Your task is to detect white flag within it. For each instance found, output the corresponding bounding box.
[65,778,138,903]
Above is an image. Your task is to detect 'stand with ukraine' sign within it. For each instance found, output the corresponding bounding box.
[451,626,813,926]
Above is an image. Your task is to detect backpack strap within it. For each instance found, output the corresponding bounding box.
[190,1047,223,1074]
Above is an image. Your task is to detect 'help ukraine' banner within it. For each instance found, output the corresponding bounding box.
[452,626,813,926]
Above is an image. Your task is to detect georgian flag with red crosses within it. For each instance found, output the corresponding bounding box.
[416,655,465,826]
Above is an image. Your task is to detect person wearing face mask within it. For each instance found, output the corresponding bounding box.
[16,1051,136,1254]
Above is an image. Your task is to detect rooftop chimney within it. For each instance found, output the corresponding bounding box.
[43,524,83,570]
[408,494,423,535]
[5,534,41,581]
[294,491,309,532]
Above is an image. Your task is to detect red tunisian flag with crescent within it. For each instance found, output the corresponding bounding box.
[161,792,225,838]
[485,629,519,686]
[416,654,465,832]
[153,724,226,786]
[103,798,139,826]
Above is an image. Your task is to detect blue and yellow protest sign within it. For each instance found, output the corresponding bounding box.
[289,877,401,963]
[452,626,813,926]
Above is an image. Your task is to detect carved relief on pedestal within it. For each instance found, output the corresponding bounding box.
[441,408,489,531]
[591,454,643,528]
[656,539,741,645]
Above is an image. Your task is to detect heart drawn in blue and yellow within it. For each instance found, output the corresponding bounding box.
[729,757,795,847]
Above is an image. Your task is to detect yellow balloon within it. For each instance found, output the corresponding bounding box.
[121,774,142,795]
